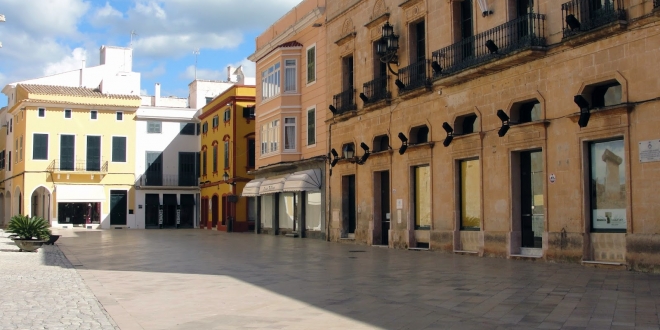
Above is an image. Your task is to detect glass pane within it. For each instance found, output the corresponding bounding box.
[461,159,481,229]
[415,166,431,229]
[261,195,273,228]
[279,193,294,229]
[590,139,626,230]
[247,198,256,222]
[306,192,322,230]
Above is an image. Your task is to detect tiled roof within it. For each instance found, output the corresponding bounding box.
[18,99,140,108]
[19,84,141,100]
[278,41,303,48]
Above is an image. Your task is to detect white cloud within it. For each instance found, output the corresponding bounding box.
[1,0,89,37]
[43,48,88,77]
[132,31,243,58]
[140,89,148,96]
[142,63,166,79]
[95,2,123,19]
[134,1,167,20]
[228,59,256,78]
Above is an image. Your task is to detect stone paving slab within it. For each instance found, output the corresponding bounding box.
[53,229,660,330]
[0,229,117,330]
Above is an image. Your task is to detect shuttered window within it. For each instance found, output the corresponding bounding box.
[147,121,162,133]
[112,136,126,162]
[33,134,48,160]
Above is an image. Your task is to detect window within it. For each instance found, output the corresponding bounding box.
[592,82,622,108]
[202,149,207,176]
[112,136,127,162]
[0,150,4,169]
[19,135,23,161]
[32,134,48,160]
[414,165,431,229]
[284,118,296,150]
[147,121,162,133]
[410,20,426,63]
[180,123,195,135]
[196,123,201,135]
[373,135,390,152]
[460,159,481,230]
[9,118,12,132]
[284,59,297,92]
[64,109,72,119]
[260,119,280,155]
[224,109,231,122]
[8,151,11,171]
[38,108,45,118]
[90,110,98,120]
[589,139,626,232]
[343,55,354,91]
[307,46,316,84]
[307,108,316,146]
[116,111,123,121]
[224,140,229,169]
[455,113,479,135]
[14,138,18,163]
[212,115,219,128]
[205,97,213,105]
[178,152,197,186]
[212,145,218,173]
[410,125,429,144]
[86,136,101,171]
[243,106,256,119]
[202,122,208,134]
[517,101,542,123]
[247,139,255,168]
[261,62,281,100]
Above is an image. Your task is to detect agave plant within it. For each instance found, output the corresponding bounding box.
[7,215,51,240]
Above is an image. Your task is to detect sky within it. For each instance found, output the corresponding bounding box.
[0,0,302,103]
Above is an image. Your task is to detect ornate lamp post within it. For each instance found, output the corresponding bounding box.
[376,21,400,75]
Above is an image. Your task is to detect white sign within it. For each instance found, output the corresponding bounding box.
[549,173,556,184]
[639,140,660,163]
[592,209,626,230]
[396,199,403,209]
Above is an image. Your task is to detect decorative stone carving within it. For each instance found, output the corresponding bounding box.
[342,18,354,36]
[373,0,386,18]
[405,1,426,22]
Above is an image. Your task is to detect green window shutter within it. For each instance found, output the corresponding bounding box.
[33,134,48,160]
[112,137,126,162]
[307,47,316,83]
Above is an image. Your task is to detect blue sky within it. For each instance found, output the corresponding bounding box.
[0,0,302,102]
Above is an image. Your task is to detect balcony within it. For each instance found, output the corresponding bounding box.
[396,59,430,94]
[137,174,198,188]
[432,13,546,84]
[332,89,356,115]
[48,159,108,173]
[362,75,390,105]
[561,0,626,39]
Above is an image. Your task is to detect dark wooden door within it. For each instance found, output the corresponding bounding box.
[110,190,127,225]
[145,194,160,228]
[145,152,163,186]
[380,171,390,245]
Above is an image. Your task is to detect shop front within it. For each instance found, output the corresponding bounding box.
[54,185,105,228]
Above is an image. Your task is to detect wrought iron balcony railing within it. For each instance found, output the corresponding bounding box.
[397,59,429,92]
[561,0,626,38]
[332,89,356,115]
[432,13,546,78]
[137,174,198,187]
[362,75,389,104]
[48,159,108,173]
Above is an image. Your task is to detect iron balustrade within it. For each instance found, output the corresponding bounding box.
[48,159,108,172]
[138,174,197,187]
[397,59,429,91]
[432,13,546,78]
[362,75,389,104]
[561,0,626,38]
[332,89,356,115]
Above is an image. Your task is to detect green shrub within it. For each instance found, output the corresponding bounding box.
[7,215,51,240]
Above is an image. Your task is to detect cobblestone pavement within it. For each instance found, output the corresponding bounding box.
[0,230,117,330]
[54,229,660,330]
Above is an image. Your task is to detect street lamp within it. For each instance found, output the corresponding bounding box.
[377,21,400,76]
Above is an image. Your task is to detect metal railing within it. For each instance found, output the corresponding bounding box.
[397,59,429,92]
[561,0,626,38]
[48,159,108,172]
[137,174,197,187]
[362,75,389,104]
[332,89,356,115]
[432,13,546,78]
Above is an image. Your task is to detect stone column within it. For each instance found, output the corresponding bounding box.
[601,149,622,202]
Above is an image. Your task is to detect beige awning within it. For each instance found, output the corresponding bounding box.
[283,169,322,192]
[56,185,105,203]
[258,176,289,195]
[241,178,265,197]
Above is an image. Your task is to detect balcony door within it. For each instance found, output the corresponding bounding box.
[178,152,197,186]
[60,135,75,171]
[145,152,163,186]
[86,136,101,171]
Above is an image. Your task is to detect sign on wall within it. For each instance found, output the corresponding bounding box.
[639,139,660,163]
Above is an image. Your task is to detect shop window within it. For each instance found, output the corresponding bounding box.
[372,134,390,152]
[588,138,626,232]
[409,125,429,144]
[459,158,481,230]
[413,165,431,229]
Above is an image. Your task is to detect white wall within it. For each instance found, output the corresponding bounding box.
[188,80,234,109]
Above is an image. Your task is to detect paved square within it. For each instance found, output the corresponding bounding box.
[52,230,660,329]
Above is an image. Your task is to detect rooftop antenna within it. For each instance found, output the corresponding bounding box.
[193,49,200,80]
[130,30,138,47]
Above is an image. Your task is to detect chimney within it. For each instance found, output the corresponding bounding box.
[154,83,161,106]
[79,59,86,87]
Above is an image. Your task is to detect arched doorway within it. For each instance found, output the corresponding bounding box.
[211,195,219,229]
[13,187,22,217]
[30,186,52,222]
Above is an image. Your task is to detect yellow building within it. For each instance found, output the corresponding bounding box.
[198,85,255,232]
[0,84,140,229]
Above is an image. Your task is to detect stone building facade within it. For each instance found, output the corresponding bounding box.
[325,0,660,271]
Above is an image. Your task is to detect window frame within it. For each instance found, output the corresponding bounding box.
[306,44,316,85]
[0,150,5,170]
[38,108,46,118]
[212,144,218,173]
[223,109,231,122]
[180,122,196,135]
[587,137,627,233]
[260,119,280,156]
[64,109,72,119]
[111,136,128,163]
[458,158,481,231]
[32,133,49,161]
[18,135,23,162]
[147,121,162,134]
[261,61,282,100]
[284,59,297,93]
[116,111,123,121]
[284,117,296,151]
[90,110,98,120]
[224,140,230,169]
